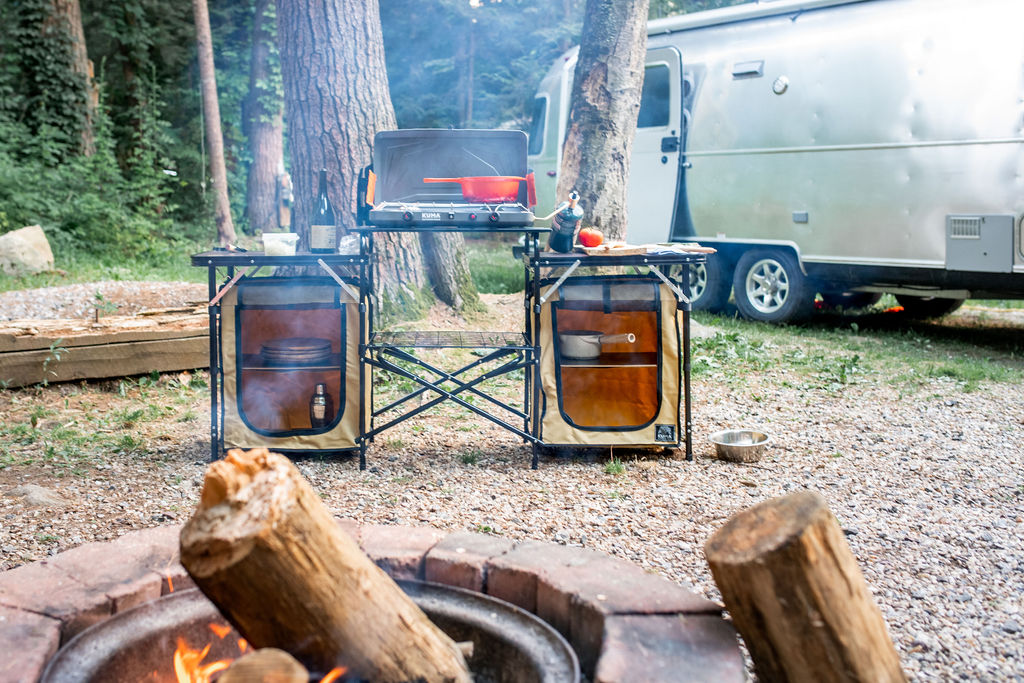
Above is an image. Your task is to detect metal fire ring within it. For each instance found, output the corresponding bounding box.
[41,582,579,683]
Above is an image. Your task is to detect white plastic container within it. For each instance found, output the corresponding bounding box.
[262,232,299,256]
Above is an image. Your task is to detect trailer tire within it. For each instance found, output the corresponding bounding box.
[894,295,965,319]
[687,254,731,312]
[820,291,883,310]
[733,249,814,323]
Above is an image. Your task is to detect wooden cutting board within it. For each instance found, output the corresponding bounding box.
[579,243,648,256]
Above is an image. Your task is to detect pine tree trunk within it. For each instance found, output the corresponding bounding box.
[51,0,95,156]
[276,0,477,320]
[421,233,480,312]
[555,0,649,241]
[193,0,236,246]
[244,0,284,236]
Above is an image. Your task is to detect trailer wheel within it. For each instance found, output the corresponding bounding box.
[687,254,731,312]
[733,250,814,323]
[894,295,965,319]
[820,291,883,311]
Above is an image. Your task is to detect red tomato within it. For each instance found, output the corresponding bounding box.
[579,227,604,247]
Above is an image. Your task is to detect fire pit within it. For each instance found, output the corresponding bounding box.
[0,523,745,682]
[41,582,577,682]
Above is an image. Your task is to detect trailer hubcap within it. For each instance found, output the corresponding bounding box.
[688,264,708,301]
[745,258,790,313]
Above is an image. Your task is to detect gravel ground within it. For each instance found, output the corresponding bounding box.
[1,281,1023,680]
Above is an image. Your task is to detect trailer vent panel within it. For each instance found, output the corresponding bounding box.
[949,217,982,239]
[945,214,1013,273]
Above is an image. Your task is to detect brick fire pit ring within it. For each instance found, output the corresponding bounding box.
[0,521,744,682]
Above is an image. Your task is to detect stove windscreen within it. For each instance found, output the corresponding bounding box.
[371,129,528,205]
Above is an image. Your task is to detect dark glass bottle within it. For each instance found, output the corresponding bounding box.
[547,191,583,253]
[309,383,334,429]
[310,169,337,253]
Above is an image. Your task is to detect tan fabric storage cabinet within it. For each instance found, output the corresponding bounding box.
[219,277,363,453]
[536,276,684,448]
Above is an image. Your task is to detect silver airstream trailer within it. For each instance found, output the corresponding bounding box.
[528,0,1024,322]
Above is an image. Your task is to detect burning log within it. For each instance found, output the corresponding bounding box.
[179,448,471,682]
[218,648,309,683]
[704,490,906,683]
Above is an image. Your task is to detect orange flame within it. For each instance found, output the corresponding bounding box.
[172,638,232,683]
[172,621,346,682]
[208,623,232,639]
[320,667,347,683]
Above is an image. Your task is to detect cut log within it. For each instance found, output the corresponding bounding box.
[704,490,906,683]
[179,448,470,682]
[218,648,308,683]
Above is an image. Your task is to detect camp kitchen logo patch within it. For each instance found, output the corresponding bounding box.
[655,425,675,442]
[420,212,441,220]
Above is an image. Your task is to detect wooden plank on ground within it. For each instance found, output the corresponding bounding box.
[0,307,209,387]
[0,336,209,388]
[0,308,208,353]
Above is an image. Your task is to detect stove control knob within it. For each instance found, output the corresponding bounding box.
[488,212,500,223]
[402,211,413,222]
[468,212,477,221]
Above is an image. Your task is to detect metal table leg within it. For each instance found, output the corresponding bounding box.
[207,265,220,462]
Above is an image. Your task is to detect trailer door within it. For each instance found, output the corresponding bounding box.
[627,46,683,245]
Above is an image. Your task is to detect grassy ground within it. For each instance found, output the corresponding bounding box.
[0,245,210,293]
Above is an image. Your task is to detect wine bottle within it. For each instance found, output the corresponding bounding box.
[310,169,337,253]
[309,383,334,429]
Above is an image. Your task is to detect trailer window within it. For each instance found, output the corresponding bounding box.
[637,64,670,128]
[528,96,547,155]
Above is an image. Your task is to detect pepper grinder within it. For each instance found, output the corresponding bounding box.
[547,191,583,253]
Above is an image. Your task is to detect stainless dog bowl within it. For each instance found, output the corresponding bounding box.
[708,429,770,463]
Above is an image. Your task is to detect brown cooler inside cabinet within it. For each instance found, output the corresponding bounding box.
[537,277,682,447]
[220,277,362,452]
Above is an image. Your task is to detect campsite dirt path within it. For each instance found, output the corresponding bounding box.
[1,282,1023,681]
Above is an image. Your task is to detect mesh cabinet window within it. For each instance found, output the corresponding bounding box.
[536,276,684,448]
[219,278,363,453]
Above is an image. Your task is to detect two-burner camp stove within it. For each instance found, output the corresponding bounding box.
[367,200,535,228]
[358,128,536,229]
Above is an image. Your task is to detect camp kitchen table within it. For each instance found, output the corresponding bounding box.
[192,244,705,468]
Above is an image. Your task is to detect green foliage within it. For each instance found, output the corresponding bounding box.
[692,331,775,375]
[40,339,68,387]
[466,239,523,294]
[1,0,91,159]
[650,0,754,19]
[381,0,585,129]
[604,457,626,475]
[924,359,1018,392]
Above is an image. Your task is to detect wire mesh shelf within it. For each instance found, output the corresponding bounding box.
[369,330,530,349]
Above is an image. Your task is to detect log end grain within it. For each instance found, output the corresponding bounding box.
[705,488,832,565]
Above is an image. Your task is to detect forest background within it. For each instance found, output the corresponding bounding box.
[0,0,745,285]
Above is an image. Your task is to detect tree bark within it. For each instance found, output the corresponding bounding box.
[275,0,478,318]
[704,490,907,683]
[421,233,480,312]
[244,0,284,236]
[193,0,236,246]
[180,448,472,683]
[555,0,649,241]
[50,0,95,155]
